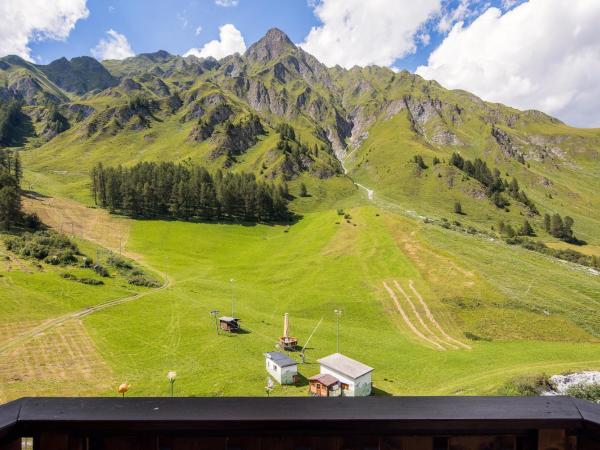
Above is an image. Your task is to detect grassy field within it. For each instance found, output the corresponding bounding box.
[1,193,599,401]
[4,201,598,400]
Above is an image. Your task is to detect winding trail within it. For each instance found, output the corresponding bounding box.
[0,195,172,356]
[0,269,171,356]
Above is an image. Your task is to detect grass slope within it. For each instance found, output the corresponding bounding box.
[71,206,600,398]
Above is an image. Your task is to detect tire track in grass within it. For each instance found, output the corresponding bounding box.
[0,270,171,356]
[392,280,457,350]
[408,280,471,350]
[383,281,445,350]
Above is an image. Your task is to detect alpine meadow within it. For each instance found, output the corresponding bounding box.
[1,24,600,403]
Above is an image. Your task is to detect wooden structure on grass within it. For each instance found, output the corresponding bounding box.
[219,316,240,332]
[278,313,298,350]
[308,373,341,397]
[264,352,299,385]
[310,353,374,397]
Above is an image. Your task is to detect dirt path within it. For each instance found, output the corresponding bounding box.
[393,280,457,350]
[1,194,172,356]
[408,280,471,350]
[383,281,445,350]
[0,269,171,356]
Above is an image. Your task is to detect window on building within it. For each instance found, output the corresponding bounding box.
[341,383,349,390]
[316,383,321,389]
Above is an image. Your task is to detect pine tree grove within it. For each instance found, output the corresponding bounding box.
[91,161,290,222]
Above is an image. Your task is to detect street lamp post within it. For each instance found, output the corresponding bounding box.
[210,310,220,335]
[230,278,235,316]
[167,371,176,397]
[334,309,343,353]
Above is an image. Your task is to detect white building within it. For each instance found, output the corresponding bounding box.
[264,352,298,385]
[317,353,373,396]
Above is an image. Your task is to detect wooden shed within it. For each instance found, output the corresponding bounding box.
[219,316,240,332]
[308,374,341,397]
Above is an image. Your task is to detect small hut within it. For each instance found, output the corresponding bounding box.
[278,313,298,350]
[219,316,241,332]
[264,352,298,385]
[317,353,373,397]
[309,374,341,397]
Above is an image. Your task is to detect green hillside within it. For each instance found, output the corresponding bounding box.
[0,28,599,401]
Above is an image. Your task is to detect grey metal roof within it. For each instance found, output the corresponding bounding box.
[219,316,239,322]
[317,353,373,379]
[264,352,297,367]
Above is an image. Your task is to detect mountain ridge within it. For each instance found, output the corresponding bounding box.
[1,27,599,246]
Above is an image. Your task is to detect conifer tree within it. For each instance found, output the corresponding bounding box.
[454,201,463,215]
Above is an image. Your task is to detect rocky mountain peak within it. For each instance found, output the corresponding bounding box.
[245,28,297,63]
[139,50,173,63]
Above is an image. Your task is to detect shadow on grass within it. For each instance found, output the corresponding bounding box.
[106,212,304,228]
[293,373,309,388]
[371,386,393,396]
[21,190,51,200]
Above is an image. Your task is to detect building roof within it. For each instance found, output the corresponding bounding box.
[309,373,339,387]
[264,352,297,368]
[317,353,373,379]
[1,396,597,435]
[219,316,239,323]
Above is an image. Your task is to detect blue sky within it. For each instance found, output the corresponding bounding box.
[3,0,600,126]
[27,0,506,70]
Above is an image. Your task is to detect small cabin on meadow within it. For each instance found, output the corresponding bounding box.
[315,353,373,397]
[308,373,341,397]
[264,352,298,385]
[219,316,241,332]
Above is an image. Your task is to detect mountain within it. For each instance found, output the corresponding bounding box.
[40,56,117,94]
[102,50,219,78]
[1,28,599,245]
[0,55,69,105]
[2,28,600,401]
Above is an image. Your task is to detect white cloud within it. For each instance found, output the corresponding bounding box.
[418,32,431,46]
[195,26,203,36]
[184,24,246,59]
[0,0,89,61]
[301,0,441,68]
[501,0,519,10]
[91,29,134,61]
[437,0,476,33]
[416,0,600,127]
[215,0,239,7]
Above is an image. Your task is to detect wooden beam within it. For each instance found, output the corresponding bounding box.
[0,438,21,450]
[538,429,566,450]
[38,433,69,450]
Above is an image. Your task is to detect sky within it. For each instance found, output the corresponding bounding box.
[1,0,600,127]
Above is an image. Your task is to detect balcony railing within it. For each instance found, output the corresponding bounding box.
[1,396,599,449]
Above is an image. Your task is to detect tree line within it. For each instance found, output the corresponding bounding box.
[449,152,538,214]
[544,213,581,244]
[0,99,25,147]
[0,149,23,229]
[91,161,291,222]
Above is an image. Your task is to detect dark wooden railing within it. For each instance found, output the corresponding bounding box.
[1,396,599,450]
